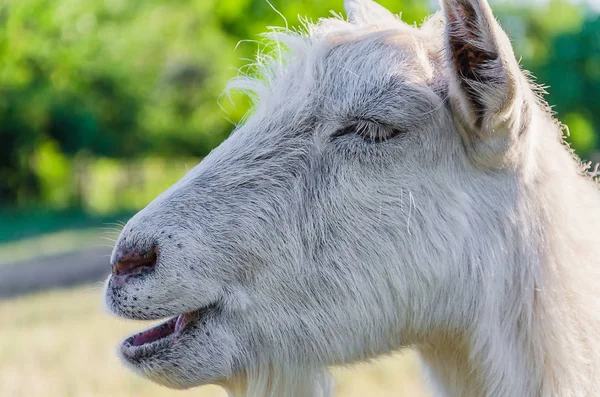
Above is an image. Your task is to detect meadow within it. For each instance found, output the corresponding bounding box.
[0,286,429,397]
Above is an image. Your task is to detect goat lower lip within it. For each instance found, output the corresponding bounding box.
[130,317,177,346]
[128,312,199,347]
[120,310,204,359]
[121,311,197,360]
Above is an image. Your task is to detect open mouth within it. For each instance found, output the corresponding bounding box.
[121,311,200,360]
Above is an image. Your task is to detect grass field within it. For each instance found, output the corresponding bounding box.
[0,286,430,397]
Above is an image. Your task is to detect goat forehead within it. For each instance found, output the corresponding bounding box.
[329,39,416,73]
[322,38,433,91]
[262,34,438,121]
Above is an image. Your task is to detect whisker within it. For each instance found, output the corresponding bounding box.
[104,222,125,228]
[407,190,416,237]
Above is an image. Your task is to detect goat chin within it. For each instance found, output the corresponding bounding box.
[226,367,334,397]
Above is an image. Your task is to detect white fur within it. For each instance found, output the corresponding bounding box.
[104,0,600,396]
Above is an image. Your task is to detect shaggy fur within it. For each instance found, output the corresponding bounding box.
[104,0,600,396]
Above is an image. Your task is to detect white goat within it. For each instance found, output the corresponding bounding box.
[104,0,600,395]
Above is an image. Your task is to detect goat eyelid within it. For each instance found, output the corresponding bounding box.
[332,120,405,142]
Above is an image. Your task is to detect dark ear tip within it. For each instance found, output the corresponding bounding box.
[444,0,480,23]
[443,0,488,16]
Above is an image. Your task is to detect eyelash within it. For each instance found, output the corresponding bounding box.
[333,120,404,143]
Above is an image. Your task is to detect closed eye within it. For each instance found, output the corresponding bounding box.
[333,119,405,143]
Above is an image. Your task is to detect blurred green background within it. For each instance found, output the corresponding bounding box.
[0,0,598,396]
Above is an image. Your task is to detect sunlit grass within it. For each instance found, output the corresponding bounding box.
[0,286,429,397]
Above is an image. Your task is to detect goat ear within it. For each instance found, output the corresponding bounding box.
[442,0,526,164]
[344,0,397,25]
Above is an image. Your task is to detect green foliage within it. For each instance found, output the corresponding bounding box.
[0,0,242,205]
[535,15,600,156]
[496,2,600,156]
[0,0,598,211]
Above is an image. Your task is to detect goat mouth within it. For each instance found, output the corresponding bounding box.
[121,310,201,360]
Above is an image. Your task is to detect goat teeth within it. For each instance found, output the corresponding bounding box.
[174,315,187,333]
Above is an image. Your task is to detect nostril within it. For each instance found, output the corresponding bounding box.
[112,248,158,277]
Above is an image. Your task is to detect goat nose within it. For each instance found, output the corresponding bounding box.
[111,248,158,276]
